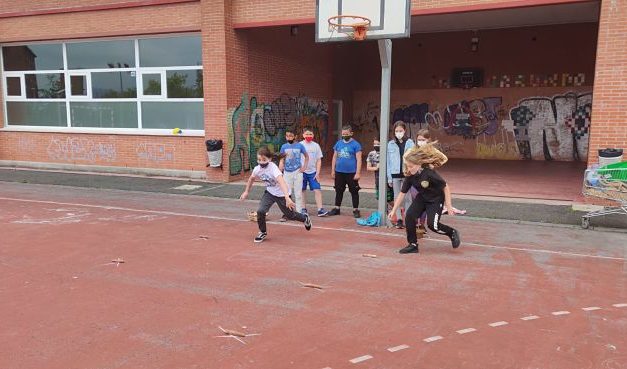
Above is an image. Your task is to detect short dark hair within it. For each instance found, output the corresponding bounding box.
[302,127,314,134]
[341,125,353,132]
[285,127,296,135]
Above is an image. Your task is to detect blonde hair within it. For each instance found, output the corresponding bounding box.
[402,142,448,176]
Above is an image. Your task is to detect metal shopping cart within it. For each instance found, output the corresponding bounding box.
[581,162,627,229]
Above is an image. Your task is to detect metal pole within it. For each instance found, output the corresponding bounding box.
[377,39,392,227]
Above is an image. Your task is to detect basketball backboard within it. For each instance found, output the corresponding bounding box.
[315,0,411,42]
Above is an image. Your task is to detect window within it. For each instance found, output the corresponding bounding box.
[2,35,203,131]
[2,44,63,71]
[66,40,135,69]
[6,76,22,96]
[70,75,88,96]
[138,36,201,67]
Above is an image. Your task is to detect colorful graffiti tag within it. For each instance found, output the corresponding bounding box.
[506,92,592,161]
[228,93,330,175]
[356,91,592,161]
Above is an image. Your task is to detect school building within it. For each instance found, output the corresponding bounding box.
[0,0,625,201]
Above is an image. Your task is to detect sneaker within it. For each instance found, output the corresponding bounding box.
[327,208,340,216]
[280,215,288,222]
[353,209,361,218]
[399,243,419,254]
[450,229,461,248]
[317,208,329,217]
[254,232,267,243]
[301,208,308,215]
[395,220,405,229]
[304,214,312,231]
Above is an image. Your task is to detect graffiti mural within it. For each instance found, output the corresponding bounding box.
[506,92,592,161]
[353,91,592,161]
[47,137,116,163]
[228,93,330,175]
[136,143,175,162]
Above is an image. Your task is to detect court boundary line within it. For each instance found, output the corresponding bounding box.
[1,196,625,262]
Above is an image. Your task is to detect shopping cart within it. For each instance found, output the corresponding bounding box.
[581,162,627,229]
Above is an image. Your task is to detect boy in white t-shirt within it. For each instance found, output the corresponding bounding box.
[300,127,328,217]
[240,146,312,243]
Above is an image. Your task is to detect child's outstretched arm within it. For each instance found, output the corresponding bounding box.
[301,150,309,173]
[443,184,455,216]
[240,174,255,200]
[276,175,296,210]
[331,151,337,179]
[388,191,407,221]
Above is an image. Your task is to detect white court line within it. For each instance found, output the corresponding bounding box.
[582,307,602,311]
[349,355,373,364]
[1,196,626,262]
[423,336,443,343]
[520,315,540,321]
[552,311,571,316]
[387,344,410,352]
[489,321,508,327]
[613,303,627,308]
[456,328,476,334]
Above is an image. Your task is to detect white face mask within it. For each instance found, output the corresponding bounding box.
[395,132,405,140]
[416,140,427,147]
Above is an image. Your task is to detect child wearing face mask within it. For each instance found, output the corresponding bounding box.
[388,143,461,254]
[329,125,362,218]
[279,128,309,219]
[300,127,328,217]
[366,139,381,199]
[240,146,312,243]
[387,121,415,229]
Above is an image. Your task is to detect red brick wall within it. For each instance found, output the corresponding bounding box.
[224,25,334,178]
[0,2,200,42]
[0,131,206,170]
[588,0,627,164]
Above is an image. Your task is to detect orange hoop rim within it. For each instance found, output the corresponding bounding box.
[327,15,371,29]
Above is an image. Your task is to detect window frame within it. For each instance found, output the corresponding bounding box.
[1,35,204,136]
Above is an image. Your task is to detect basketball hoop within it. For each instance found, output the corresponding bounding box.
[328,15,371,41]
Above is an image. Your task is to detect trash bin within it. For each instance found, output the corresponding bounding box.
[598,148,623,167]
[206,139,223,168]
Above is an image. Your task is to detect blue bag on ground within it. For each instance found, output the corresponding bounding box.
[356,212,381,227]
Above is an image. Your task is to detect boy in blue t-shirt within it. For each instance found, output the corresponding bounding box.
[328,125,362,218]
[279,128,309,217]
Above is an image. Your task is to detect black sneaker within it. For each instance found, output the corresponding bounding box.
[353,209,361,218]
[304,214,312,231]
[395,220,404,229]
[399,243,419,254]
[327,208,340,216]
[450,229,461,248]
[254,232,267,243]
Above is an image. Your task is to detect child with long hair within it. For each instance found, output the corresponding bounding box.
[388,143,461,254]
[240,146,312,243]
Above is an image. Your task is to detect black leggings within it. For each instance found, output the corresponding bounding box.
[257,191,305,233]
[405,196,455,244]
[334,172,360,208]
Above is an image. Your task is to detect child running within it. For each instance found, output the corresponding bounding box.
[388,142,461,254]
[240,146,312,243]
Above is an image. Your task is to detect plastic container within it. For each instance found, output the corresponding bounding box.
[598,148,623,167]
[206,139,223,168]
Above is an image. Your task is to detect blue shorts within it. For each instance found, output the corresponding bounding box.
[302,172,321,191]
